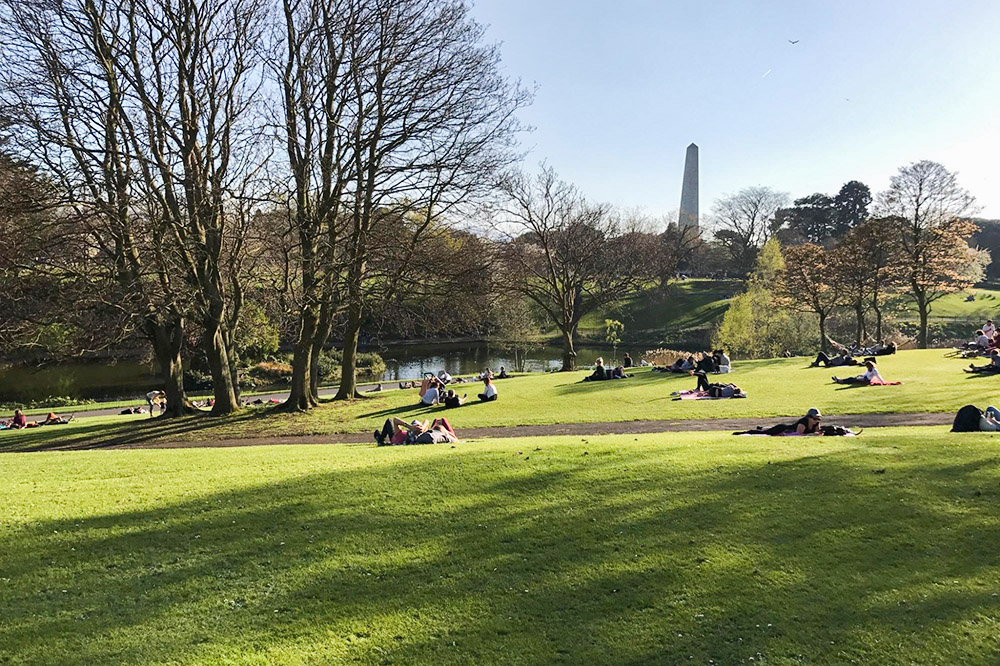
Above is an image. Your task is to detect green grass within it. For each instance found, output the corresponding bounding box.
[2,428,1000,665]
[1,349,992,450]
[578,279,740,340]
[922,288,1000,320]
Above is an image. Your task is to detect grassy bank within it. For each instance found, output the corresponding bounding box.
[0,349,993,450]
[2,428,999,665]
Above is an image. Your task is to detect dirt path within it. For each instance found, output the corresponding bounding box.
[116,411,953,450]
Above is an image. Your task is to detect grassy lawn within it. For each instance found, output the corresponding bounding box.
[1,349,994,450]
[2,428,1000,665]
[578,279,740,340]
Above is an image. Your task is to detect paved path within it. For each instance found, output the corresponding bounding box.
[119,411,953,450]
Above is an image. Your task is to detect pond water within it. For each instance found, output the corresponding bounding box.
[0,342,647,404]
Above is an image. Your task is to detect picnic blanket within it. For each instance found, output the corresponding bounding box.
[868,378,902,386]
[671,389,746,400]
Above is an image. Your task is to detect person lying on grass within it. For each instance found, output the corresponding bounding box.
[374,416,459,446]
[966,349,1000,373]
[810,350,859,368]
[733,408,859,436]
[832,359,890,385]
[952,404,1000,432]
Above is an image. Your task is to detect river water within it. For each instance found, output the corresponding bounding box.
[0,342,648,403]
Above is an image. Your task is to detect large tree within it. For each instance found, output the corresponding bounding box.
[876,161,985,348]
[711,186,789,277]
[832,180,872,236]
[322,0,528,400]
[777,193,835,244]
[781,243,841,351]
[495,167,655,371]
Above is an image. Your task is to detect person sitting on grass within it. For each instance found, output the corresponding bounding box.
[478,375,498,402]
[832,360,885,385]
[810,349,859,368]
[951,404,1000,432]
[966,349,1000,373]
[442,389,467,408]
[623,353,633,368]
[9,409,27,430]
[584,357,608,381]
[419,378,441,406]
[497,366,509,379]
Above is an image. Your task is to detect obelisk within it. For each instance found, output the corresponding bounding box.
[678,143,699,229]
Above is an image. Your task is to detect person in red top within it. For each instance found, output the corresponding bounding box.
[11,409,27,429]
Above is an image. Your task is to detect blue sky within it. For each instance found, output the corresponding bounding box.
[470,0,1000,220]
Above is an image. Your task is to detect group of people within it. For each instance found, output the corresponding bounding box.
[418,372,498,407]
[655,349,732,375]
[0,409,73,430]
[582,357,632,381]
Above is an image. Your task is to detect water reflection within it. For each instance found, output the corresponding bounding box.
[0,342,647,402]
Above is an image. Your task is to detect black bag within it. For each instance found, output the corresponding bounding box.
[820,424,852,436]
[952,405,983,432]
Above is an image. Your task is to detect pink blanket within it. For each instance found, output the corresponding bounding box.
[868,378,902,386]
[672,390,739,400]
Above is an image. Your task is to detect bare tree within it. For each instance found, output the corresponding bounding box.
[876,161,984,348]
[1,0,202,416]
[273,0,355,410]
[495,167,655,371]
[710,186,789,276]
[325,0,529,400]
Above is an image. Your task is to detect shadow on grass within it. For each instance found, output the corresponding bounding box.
[3,446,1000,664]
[0,409,270,453]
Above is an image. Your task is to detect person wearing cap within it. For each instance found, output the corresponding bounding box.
[794,408,823,435]
[733,408,824,436]
[373,417,427,446]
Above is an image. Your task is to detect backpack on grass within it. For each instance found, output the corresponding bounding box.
[952,405,983,432]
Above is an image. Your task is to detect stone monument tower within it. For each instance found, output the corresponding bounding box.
[678,143,699,229]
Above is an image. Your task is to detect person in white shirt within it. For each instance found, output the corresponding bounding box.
[832,360,885,385]
[975,330,991,349]
[420,379,440,406]
[477,375,498,402]
[983,320,996,339]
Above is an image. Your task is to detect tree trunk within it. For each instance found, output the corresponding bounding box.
[310,300,335,402]
[818,313,828,353]
[872,296,883,341]
[148,318,195,417]
[560,327,577,371]
[284,309,319,411]
[917,298,929,349]
[334,300,364,400]
[204,324,240,414]
[854,300,865,346]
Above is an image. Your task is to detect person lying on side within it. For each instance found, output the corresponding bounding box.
[832,360,884,385]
